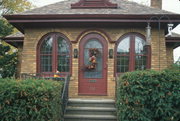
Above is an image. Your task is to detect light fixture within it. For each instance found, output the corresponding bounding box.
[146,22,151,45]
[74,49,78,58]
[109,49,113,58]
[167,23,174,36]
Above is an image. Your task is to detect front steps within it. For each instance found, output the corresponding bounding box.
[64,99,117,121]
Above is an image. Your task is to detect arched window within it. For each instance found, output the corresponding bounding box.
[38,33,71,74]
[116,33,150,73]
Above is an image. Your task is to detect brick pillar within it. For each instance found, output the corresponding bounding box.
[151,0,162,9]
[166,45,174,67]
[16,46,23,78]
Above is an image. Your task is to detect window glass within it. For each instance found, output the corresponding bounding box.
[57,55,70,72]
[135,56,147,70]
[40,36,53,72]
[39,34,70,73]
[135,36,147,70]
[117,56,129,73]
[58,37,69,54]
[117,37,130,73]
[40,36,53,54]
[40,55,52,72]
[57,36,70,72]
[116,34,149,73]
[135,36,147,54]
[117,37,130,55]
[84,39,103,78]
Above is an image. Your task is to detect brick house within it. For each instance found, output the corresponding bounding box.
[3,0,180,99]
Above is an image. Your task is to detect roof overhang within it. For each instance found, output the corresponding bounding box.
[3,14,180,33]
[2,36,24,48]
[166,36,180,48]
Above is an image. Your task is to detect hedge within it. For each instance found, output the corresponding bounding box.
[116,69,180,121]
[0,78,63,121]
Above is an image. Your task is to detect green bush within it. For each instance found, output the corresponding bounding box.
[0,78,63,121]
[0,44,17,78]
[116,70,180,121]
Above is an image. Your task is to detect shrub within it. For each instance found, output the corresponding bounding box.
[0,44,17,78]
[0,78,63,121]
[116,70,180,121]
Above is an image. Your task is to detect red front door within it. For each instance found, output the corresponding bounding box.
[79,33,107,95]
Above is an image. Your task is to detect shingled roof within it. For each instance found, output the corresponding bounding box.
[5,32,24,38]
[18,0,173,15]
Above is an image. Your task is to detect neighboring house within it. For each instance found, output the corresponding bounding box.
[2,0,180,99]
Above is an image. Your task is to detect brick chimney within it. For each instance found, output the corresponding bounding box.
[151,0,162,9]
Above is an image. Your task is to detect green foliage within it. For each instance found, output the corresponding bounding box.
[116,70,180,121]
[0,44,17,78]
[0,78,63,121]
[167,64,180,72]
[0,0,34,14]
[0,0,34,37]
[0,0,34,78]
[0,18,13,37]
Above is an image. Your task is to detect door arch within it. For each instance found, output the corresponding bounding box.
[79,33,108,95]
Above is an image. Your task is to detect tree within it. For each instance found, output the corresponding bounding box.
[0,0,34,37]
[0,0,33,14]
[0,44,17,78]
[0,18,13,37]
[0,0,34,78]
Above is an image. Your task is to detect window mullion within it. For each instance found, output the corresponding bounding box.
[147,45,151,69]
[130,35,135,71]
[52,34,57,73]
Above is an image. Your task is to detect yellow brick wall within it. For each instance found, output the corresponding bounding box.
[166,45,174,67]
[151,29,167,70]
[16,46,23,78]
[20,27,168,99]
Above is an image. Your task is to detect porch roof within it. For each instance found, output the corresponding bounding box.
[2,32,24,48]
[166,32,180,48]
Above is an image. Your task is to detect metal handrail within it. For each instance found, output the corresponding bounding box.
[61,75,70,116]
[20,73,68,79]
[20,73,70,120]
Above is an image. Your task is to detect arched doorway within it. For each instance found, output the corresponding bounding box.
[79,33,108,95]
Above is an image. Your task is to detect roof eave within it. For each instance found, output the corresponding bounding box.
[166,36,180,42]
[166,36,180,48]
[3,14,180,34]
[2,36,24,48]
[4,14,180,20]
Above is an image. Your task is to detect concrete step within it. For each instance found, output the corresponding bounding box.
[64,118,117,121]
[68,99,115,107]
[64,114,117,121]
[66,106,116,115]
[64,98,117,121]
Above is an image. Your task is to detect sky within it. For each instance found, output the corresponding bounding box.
[29,0,180,62]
